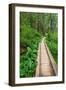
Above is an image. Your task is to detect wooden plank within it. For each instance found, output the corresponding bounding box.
[45,42,58,75]
[40,38,55,76]
[35,38,56,76]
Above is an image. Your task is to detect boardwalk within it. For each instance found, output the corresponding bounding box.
[36,38,56,77]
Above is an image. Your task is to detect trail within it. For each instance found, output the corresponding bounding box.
[36,38,56,77]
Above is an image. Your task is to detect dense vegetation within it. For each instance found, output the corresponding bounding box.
[46,31,58,63]
[45,14,58,63]
[20,12,58,77]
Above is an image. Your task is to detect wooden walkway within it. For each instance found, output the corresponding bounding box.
[35,38,56,77]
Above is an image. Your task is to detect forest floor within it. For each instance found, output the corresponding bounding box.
[36,38,55,77]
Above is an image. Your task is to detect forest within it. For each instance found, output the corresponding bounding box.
[20,12,58,77]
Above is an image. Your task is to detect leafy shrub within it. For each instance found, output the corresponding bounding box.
[46,31,58,63]
[20,24,42,77]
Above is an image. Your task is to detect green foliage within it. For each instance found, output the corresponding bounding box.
[20,53,37,77]
[20,41,40,77]
[46,31,58,63]
[20,13,42,77]
[20,12,58,77]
